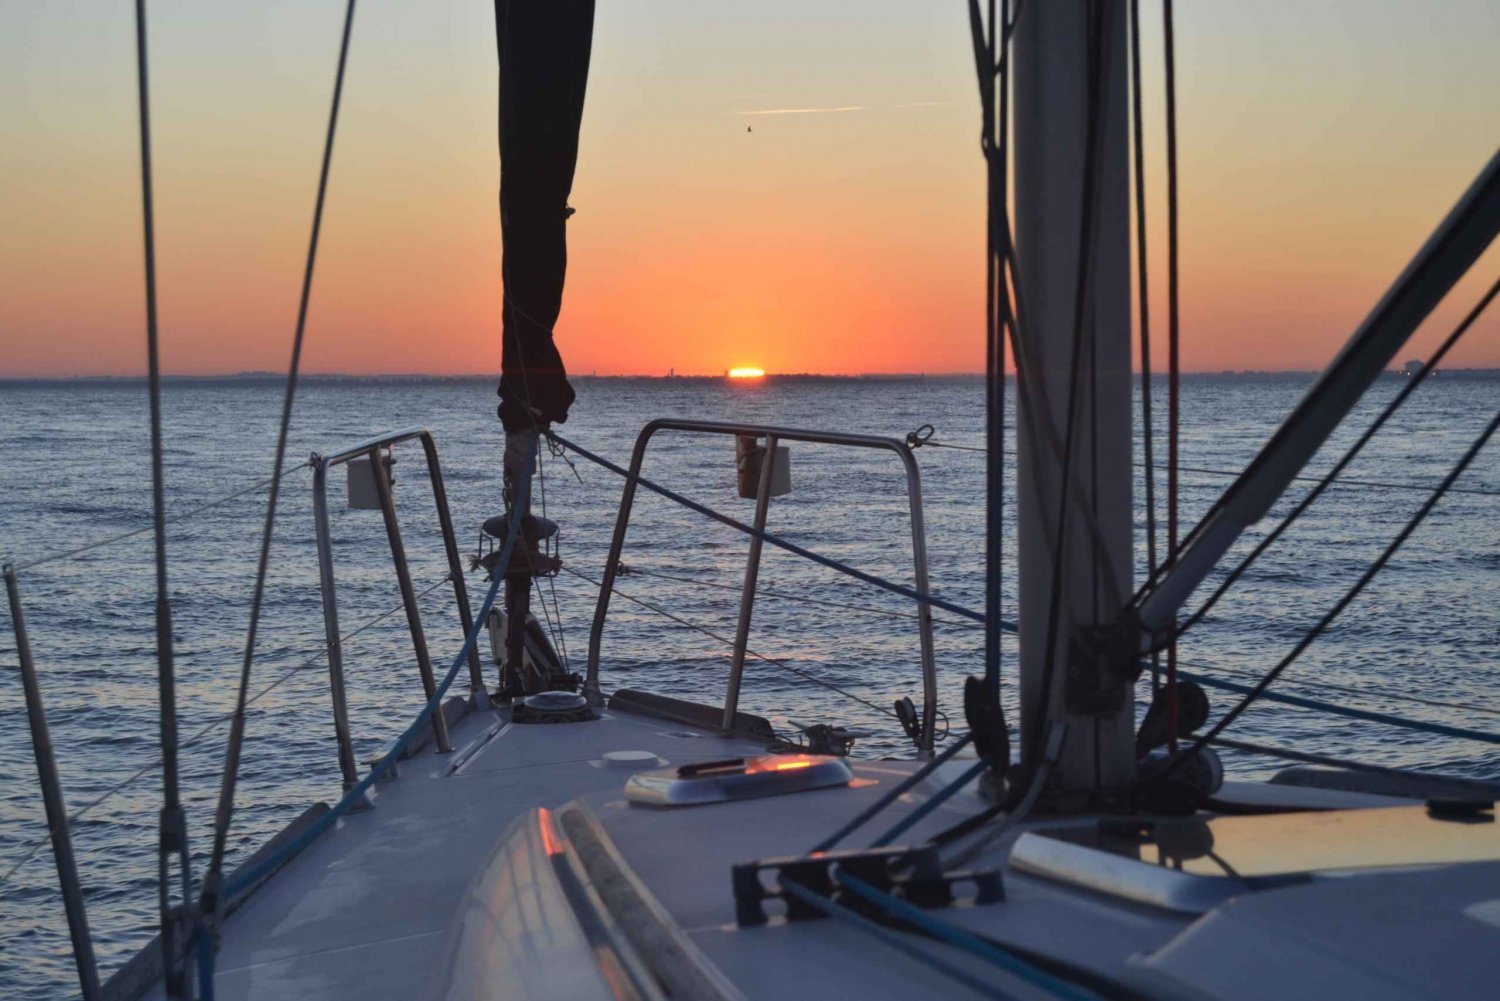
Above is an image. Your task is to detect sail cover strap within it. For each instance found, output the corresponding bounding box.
[494,0,594,432]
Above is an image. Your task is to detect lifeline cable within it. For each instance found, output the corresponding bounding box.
[0,572,456,891]
[131,3,194,996]
[546,430,985,623]
[196,443,536,996]
[559,565,900,725]
[613,563,975,626]
[905,435,1500,497]
[197,0,359,980]
[543,439,1500,748]
[11,466,303,574]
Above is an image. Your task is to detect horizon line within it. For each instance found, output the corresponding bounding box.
[4,366,1497,383]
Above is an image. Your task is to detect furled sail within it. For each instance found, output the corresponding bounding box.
[494,0,595,432]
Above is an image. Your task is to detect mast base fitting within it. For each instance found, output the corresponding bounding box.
[1065,627,1133,715]
[732,843,1002,928]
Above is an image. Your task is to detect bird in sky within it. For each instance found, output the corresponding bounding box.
[746,125,753,133]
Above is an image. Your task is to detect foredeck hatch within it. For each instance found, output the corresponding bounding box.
[1033,805,1500,879]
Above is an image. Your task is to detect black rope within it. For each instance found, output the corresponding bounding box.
[198,0,359,950]
[966,0,1009,710]
[132,4,193,994]
[1168,405,1500,775]
[1172,273,1500,642]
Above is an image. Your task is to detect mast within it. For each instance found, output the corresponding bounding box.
[494,0,595,693]
[1013,0,1135,795]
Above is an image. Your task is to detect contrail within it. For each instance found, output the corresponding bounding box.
[732,106,867,116]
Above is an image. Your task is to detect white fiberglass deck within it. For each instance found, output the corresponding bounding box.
[139,698,1500,1001]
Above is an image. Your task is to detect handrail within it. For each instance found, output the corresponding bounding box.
[311,427,483,794]
[583,418,939,754]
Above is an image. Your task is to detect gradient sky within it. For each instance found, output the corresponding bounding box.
[1,0,1496,377]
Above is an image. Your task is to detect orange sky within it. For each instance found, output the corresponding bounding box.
[1,1,1497,377]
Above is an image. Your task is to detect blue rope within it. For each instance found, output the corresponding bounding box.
[777,876,1021,1000]
[197,441,535,993]
[547,431,986,623]
[871,758,990,847]
[1179,669,1500,747]
[835,872,1093,1000]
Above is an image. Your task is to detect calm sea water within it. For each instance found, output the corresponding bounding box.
[1,374,1497,997]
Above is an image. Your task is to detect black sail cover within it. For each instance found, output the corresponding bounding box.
[494,0,595,432]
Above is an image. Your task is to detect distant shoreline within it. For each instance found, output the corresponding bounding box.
[2,369,1498,387]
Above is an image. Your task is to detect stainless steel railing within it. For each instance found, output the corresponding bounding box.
[311,427,484,795]
[584,419,939,754]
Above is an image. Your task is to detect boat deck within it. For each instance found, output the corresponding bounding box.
[135,696,1500,1001]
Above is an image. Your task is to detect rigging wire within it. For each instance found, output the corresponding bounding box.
[1179,658,1500,720]
[131,3,193,995]
[532,446,572,671]
[0,572,456,890]
[1167,405,1500,776]
[206,441,535,952]
[1179,669,1500,747]
[612,563,982,627]
[906,435,1500,498]
[1163,0,1182,753]
[10,467,305,574]
[545,430,985,623]
[1208,735,1500,793]
[1172,273,1500,641]
[559,559,1500,730]
[197,0,359,965]
[558,565,900,724]
[1129,0,1162,694]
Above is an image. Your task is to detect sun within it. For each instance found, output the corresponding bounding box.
[727,367,766,380]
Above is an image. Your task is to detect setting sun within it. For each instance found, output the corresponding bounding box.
[727,367,766,380]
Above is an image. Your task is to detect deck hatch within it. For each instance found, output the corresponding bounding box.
[1011,805,1500,914]
[624,753,852,806]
